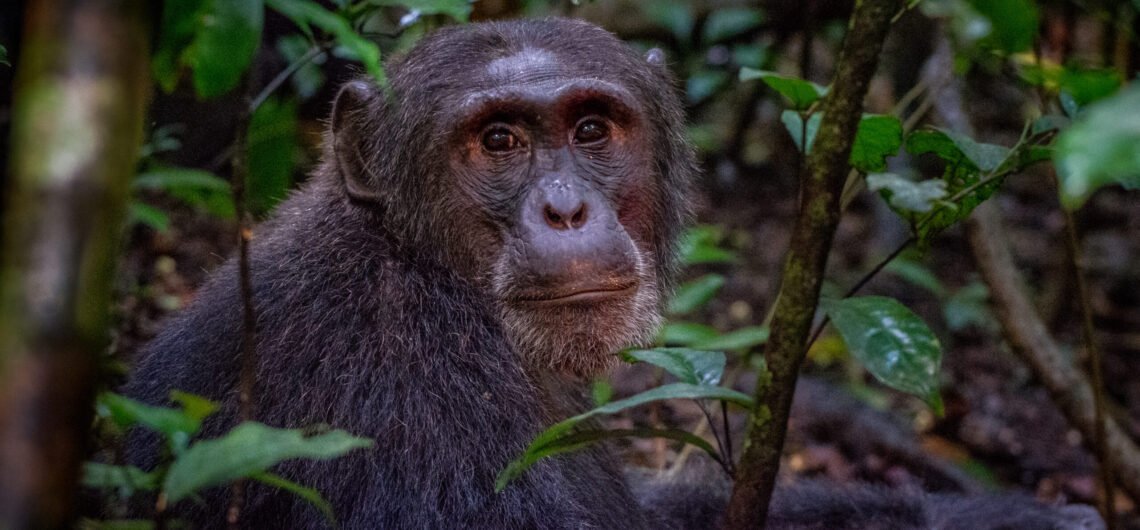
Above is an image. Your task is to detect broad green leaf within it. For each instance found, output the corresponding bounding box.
[968,0,1038,53]
[867,172,948,214]
[821,297,943,414]
[251,472,336,525]
[152,0,209,92]
[686,70,729,105]
[496,383,751,491]
[497,428,718,492]
[82,463,158,495]
[0,45,8,66]
[133,167,235,219]
[96,393,202,441]
[1031,114,1069,135]
[368,0,473,22]
[1060,68,1121,106]
[248,97,298,216]
[186,0,263,98]
[850,115,903,173]
[129,202,171,232]
[732,43,767,68]
[1055,83,1140,209]
[667,274,725,316]
[164,422,373,502]
[702,8,764,45]
[657,322,719,346]
[267,0,386,86]
[626,348,726,385]
[740,68,827,110]
[691,326,769,352]
[780,111,821,153]
[907,128,1009,172]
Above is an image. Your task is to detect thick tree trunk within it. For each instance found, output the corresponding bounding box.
[0,1,150,527]
[723,0,902,528]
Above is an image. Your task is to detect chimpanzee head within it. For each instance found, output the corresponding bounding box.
[329,18,696,378]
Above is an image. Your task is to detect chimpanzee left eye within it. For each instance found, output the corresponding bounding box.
[573,119,609,145]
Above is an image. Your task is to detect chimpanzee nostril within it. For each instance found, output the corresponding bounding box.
[544,202,588,230]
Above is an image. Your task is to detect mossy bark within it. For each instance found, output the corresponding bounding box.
[723,1,903,528]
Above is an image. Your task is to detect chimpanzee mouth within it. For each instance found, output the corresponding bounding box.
[513,283,638,306]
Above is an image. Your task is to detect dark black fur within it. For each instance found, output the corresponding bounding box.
[125,18,1105,530]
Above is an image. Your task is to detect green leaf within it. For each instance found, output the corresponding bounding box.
[77,520,158,530]
[850,115,903,173]
[82,463,158,495]
[657,322,720,346]
[1059,68,1121,107]
[170,391,219,424]
[780,111,821,153]
[250,472,336,525]
[591,380,613,406]
[248,97,298,216]
[0,45,10,67]
[97,393,202,441]
[702,8,764,45]
[677,226,737,265]
[907,128,1009,172]
[740,68,828,110]
[967,0,1038,53]
[867,172,948,214]
[496,383,750,491]
[821,297,944,414]
[691,326,769,352]
[1055,83,1140,209]
[152,0,209,93]
[1031,114,1069,136]
[276,35,325,99]
[133,167,235,219]
[497,428,718,493]
[667,274,725,316]
[186,0,263,98]
[129,202,171,232]
[626,348,726,385]
[267,0,386,86]
[164,422,373,502]
[643,1,694,46]
[368,0,473,22]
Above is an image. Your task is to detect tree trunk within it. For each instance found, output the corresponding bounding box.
[0,1,150,527]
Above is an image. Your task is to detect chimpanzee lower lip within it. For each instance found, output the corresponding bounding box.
[516,285,637,305]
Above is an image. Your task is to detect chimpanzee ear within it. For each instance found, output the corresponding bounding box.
[332,80,385,204]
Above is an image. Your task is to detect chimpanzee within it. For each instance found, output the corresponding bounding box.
[126,18,1104,530]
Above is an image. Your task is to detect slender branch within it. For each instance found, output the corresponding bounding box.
[227,74,259,530]
[967,202,1140,506]
[723,1,903,527]
[1058,188,1117,528]
[249,45,326,113]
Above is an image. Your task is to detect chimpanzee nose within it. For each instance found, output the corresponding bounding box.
[543,201,588,230]
[542,180,589,230]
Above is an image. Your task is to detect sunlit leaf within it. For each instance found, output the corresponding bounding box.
[164,422,373,502]
[867,172,948,214]
[626,348,726,385]
[821,297,943,414]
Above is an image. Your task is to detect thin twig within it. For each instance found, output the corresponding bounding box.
[249,45,326,113]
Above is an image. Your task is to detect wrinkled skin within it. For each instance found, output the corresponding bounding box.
[123,18,1104,530]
